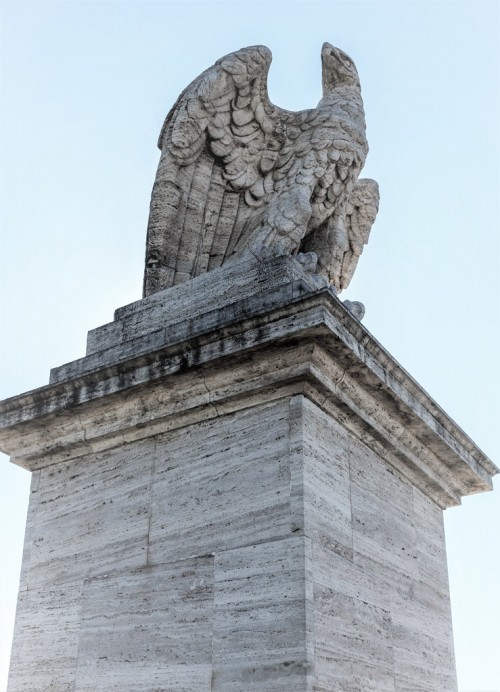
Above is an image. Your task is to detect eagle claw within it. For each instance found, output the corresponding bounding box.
[296,252,318,273]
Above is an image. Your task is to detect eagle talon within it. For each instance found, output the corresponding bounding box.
[296,252,318,273]
[343,300,365,320]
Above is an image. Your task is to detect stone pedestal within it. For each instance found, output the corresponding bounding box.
[1,257,497,691]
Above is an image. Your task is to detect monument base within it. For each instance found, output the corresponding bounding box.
[1,257,496,691]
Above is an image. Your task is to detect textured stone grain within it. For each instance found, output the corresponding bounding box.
[3,259,496,691]
[313,586,395,691]
[299,398,458,689]
[75,558,213,691]
[302,397,353,559]
[27,439,153,588]
[148,401,292,564]
[8,583,82,691]
[350,441,419,599]
[17,470,40,592]
[212,536,313,691]
[86,256,321,356]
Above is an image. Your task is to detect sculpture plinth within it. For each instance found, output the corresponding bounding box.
[2,256,497,690]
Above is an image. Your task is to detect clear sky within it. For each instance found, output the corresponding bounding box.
[0,1,499,690]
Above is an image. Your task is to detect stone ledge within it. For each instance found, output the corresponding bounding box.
[0,259,497,507]
[85,255,327,357]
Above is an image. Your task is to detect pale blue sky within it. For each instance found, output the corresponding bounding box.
[0,1,499,690]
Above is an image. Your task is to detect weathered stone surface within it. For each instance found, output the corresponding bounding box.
[212,536,313,690]
[1,258,495,504]
[17,470,40,593]
[143,44,379,296]
[148,401,292,564]
[350,439,419,598]
[2,258,497,690]
[314,586,394,691]
[302,399,458,690]
[301,397,353,559]
[85,255,324,362]
[8,583,82,692]
[75,558,214,690]
[27,439,153,589]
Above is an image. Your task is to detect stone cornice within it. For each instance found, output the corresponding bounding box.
[0,258,496,507]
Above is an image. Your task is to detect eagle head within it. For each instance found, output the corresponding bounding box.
[321,42,360,94]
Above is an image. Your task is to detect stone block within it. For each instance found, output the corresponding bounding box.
[212,536,313,690]
[17,470,40,592]
[350,442,419,599]
[148,401,292,565]
[27,439,153,589]
[8,583,82,692]
[75,558,214,691]
[313,586,394,691]
[301,397,353,559]
[84,256,323,358]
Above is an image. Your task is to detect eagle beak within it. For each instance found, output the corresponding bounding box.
[321,43,341,93]
[322,43,350,63]
[322,42,335,59]
[321,43,357,96]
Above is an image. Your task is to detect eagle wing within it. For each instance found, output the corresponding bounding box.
[144,45,288,295]
[339,178,379,290]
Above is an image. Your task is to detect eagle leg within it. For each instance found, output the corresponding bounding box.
[301,206,349,291]
[245,187,312,259]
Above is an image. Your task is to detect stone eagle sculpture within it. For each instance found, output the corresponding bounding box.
[143,43,379,297]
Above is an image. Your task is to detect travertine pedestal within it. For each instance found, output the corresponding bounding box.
[1,257,497,691]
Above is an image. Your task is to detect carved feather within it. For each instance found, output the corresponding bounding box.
[340,178,380,288]
[144,43,378,296]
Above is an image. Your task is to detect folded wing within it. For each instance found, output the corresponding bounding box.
[144,45,286,295]
[340,178,379,290]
